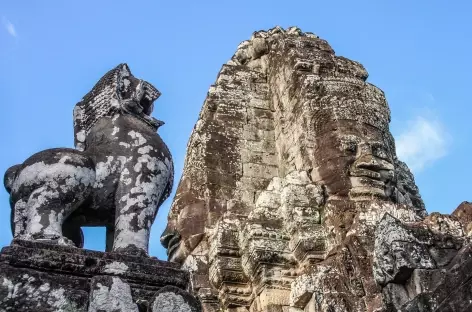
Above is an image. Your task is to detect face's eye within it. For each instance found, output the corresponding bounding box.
[341,140,357,154]
[340,135,361,155]
[345,142,357,154]
[372,145,389,160]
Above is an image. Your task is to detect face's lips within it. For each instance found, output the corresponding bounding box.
[349,166,395,200]
[350,167,394,193]
[350,168,383,181]
[166,233,182,259]
[132,102,163,131]
[139,94,154,116]
[134,86,163,130]
[160,231,173,248]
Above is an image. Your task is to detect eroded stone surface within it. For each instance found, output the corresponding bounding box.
[373,211,472,311]
[88,276,139,312]
[0,269,88,312]
[151,286,202,312]
[0,240,196,312]
[452,201,472,235]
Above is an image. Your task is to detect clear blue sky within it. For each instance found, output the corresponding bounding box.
[1,1,471,259]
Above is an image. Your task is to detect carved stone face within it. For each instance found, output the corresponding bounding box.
[161,176,210,263]
[161,200,208,263]
[119,76,157,116]
[117,74,162,130]
[313,120,395,201]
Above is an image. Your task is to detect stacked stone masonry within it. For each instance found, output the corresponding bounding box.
[162,26,472,312]
[0,240,202,311]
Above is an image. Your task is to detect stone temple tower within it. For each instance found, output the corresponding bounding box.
[161,27,472,312]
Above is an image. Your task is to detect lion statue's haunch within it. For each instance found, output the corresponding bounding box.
[3,64,173,256]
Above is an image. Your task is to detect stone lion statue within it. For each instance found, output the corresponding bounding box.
[3,64,173,256]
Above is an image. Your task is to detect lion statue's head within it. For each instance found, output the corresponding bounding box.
[73,63,162,151]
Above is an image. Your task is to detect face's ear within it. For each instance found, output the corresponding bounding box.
[116,64,160,104]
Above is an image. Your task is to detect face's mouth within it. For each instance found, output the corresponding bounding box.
[119,76,163,130]
[167,235,182,259]
[131,95,163,131]
[161,231,182,261]
[135,82,164,130]
[133,80,157,116]
[139,94,154,116]
[351,168,382,181]
[349,168,394,199]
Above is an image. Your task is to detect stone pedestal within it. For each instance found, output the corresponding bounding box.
[0,240,201,312]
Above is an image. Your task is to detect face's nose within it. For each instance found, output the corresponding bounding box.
[355,153,384,171]
[160,223,178,249]
[354,143,382,170]
[352,143,394,174]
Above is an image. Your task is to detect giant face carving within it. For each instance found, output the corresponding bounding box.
[160,174,212,263]
[313,119,395,201]
[161,33,425,268]
[305,77,404,205]
[161,198,208,263]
